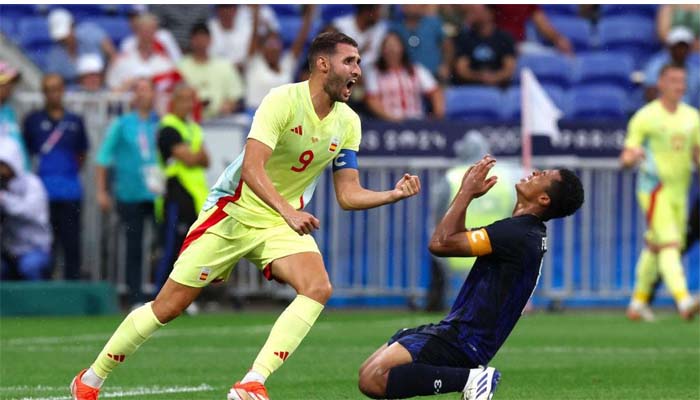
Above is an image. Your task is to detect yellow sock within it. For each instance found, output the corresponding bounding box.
[91,302,165,379]
[632,249,657,303]
[251,295,324,378]
[658,247,691,304]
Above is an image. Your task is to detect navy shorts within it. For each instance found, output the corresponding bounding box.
[387,323,477,368]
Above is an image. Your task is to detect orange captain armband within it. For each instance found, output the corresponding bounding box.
[465,228,493,256]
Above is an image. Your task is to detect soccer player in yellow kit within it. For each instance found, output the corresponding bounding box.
[621,64,700,322]
[70,32,421,400]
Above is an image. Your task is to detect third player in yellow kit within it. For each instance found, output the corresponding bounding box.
[621,64,700,322]
[71,32,422,400]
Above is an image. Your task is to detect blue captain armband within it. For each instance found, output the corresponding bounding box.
[332,149,358,171]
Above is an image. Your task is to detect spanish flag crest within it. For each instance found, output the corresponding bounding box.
[328,137,340,152]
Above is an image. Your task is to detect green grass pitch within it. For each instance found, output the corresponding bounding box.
[1,310,698,399]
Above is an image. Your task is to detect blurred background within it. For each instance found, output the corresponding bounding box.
[0,3,698,316]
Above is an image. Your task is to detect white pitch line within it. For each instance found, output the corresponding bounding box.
[11,384,214,400]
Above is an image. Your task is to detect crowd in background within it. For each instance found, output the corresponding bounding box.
[1,4,699,307]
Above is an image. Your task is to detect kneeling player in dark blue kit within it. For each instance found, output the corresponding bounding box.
[358,155,584,400]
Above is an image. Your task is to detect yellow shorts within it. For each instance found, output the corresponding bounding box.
[637,184,687,247]
[169,202,320,287]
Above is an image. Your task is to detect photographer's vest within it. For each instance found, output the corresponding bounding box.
[159,114,208,213]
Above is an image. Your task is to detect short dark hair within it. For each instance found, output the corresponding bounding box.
[307,32,358,71]
[190,22,210,37]
[659,63,685,76]
[541,169,584,221]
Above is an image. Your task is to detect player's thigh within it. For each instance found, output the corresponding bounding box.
[170,209,255,288]
[640,189,683,246]
[360,344,389,374]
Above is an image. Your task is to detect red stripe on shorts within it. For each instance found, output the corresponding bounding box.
[646,183,663,225]
[178,193,237,255]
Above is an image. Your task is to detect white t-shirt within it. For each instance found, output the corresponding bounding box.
[332,15,387,66]
[364,63,437,120]
[244,52,297,109]
[208,5,279,66]
[106,50,177,90]
[120,30,182,63]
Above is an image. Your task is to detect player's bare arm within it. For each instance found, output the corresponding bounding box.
[429,155,498,257]
[332,169,420,210]
[619,146,645,169]
[242,138,320,235]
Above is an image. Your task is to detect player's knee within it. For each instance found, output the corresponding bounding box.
[302,280,333,304]
[151,298,185,323]
[358,362,387,399]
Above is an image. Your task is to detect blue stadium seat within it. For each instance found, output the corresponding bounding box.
[599,4,658,19]
[502,85,567,121]
[445,86,503,121]
[598,16,660,68]
[48,4,108,21]
[0,15,17,37]
[541,4,580,17]
[270,4,301,17]
[320,5,355,24]
[18,17,52,49]
[92,17,132,46]
[0,4,41,18]
[277,16,302,49]
[568,85,628,119]
[547,16,593,51]
[515,54,573,90]
[574,52,634,90]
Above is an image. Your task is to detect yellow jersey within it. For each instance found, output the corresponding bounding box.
[205,81,362,227]
[625,100,700,194]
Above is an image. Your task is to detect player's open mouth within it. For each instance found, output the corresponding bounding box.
[344,79,357,96]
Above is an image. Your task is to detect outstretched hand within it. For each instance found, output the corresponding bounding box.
[460,155,498,198]
[392,173,421,201]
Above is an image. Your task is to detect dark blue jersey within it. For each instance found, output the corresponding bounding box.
[443,214,547,366]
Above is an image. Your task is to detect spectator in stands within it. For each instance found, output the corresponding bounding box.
[75,54,105,93]
[245,5,315,110]
[643,27,700,107]
[46,8,116,85]
[492,5,573,55]
[0,62,29,169]
[179,23,244,119]
[657,4,700,51]
[149,4,211,52]
[208,4,280,69]
[154,84,210,292]
[95,78,160,306]
[0,137,52,281]
[121,6,182,63]
[106,13,179,92]
[452,5,516,87]
[364,31,445,122]
[333,5,388,66]
[390,5,452,82]
[23,74,89,280]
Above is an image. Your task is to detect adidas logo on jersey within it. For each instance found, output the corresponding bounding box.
[290,125,303,136]
[274,351,289,361]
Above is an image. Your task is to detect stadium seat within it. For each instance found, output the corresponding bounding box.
[502,85,567,121]
[568,85,628,119]
[598,16,660,68]
[270,4,301,17]
[48,4,108,21]
[320,5,355,24]
[546,16,593,51]
[445,86,503,121]
[574,52,634,90]
[0,4,40,18]
[92,17,132,46]
[599,4,658,19]
[515,54,573,90]
[18,17,52,49]
[0,15,16,37]
[541,4,580,17]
